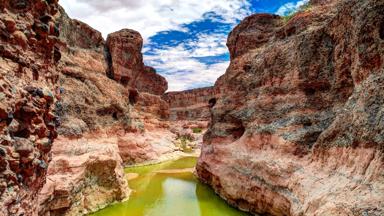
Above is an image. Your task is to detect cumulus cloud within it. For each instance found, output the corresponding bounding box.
[275,0,309,16]
[60,0,251,40]
[144,32,230,91]
[59,0,253,91]
[61,0,311,91]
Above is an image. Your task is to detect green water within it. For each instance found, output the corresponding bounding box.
[90,157,249,216]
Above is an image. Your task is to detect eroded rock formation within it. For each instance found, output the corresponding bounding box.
[38,6,200,215]
[0,0,61,215]
[106,29,143,86]
[163,87,219,121]
[38,134,130,216]
[37,7,133,215]
[197,0,384,215]
[105,29,167,96]
[136,66,168,96]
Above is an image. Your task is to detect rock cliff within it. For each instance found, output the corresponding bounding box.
[106,29,168,95]
[38,6,198,215]
[0,0,61,215]
[163,87,219,121]
[196,0,384,215]
[37,7,132,215]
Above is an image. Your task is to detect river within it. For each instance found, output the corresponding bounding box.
[90,157,249,216]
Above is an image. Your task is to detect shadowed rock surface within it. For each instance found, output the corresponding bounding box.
[196,0,384,215]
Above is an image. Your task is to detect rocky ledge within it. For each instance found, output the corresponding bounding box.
[196,0,384,215]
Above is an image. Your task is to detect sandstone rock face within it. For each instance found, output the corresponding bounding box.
[54,9,169,136]
[38,8,175,215]
[163,87,219,121]
[38,9,133,215]
[197,0,384,215]
[106,29,144,86]
[135,66,168,95]
[57,6,104,50]
[0,0,61,215]
[227,14,282,60]
[106,29,168,95]
[38,135,130,216]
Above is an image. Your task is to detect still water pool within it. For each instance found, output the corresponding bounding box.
[90,157,249,216]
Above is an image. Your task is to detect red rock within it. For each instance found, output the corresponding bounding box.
[135,66,168,95]
[0,0,61,215]
[106,29,144,86]
[197,0,384,215]
[58,6,104,49]
[163,87,219,121]
[227,14,282,60]
[3,15,16,33]
[38,135,130,216]
[105,29,169,96]
[37,8,174,215]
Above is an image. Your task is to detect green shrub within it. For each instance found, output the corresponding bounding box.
[177,135,194,153]
[282,2,311,23]
[192,128,203,134]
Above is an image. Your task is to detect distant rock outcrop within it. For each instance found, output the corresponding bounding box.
[106,29,168,95]
[106,29,144,86]
[163,87,219,121]
[197,0,384,215]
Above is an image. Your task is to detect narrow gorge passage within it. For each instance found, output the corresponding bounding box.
[91,157,249,216]
[1,0,383,215]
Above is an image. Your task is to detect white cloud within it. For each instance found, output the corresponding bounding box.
[144,32,230,91]
[187,33,228,57]
[156,59,229,92]
[275,0,309,16]
[60,0,251,40]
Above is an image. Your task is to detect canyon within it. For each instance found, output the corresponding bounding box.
[0,0,383,215]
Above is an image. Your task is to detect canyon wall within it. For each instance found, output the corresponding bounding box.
[163,87,219,121]
[0,0,61,215]
[196,0,384,215]
[37,7,132,216]
[38,6,201,215]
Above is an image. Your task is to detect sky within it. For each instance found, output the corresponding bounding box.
[60,0,308,91]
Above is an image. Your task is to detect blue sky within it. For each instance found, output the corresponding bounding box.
[61,0,308,91]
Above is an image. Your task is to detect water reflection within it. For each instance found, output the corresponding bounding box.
[90,157,249,216]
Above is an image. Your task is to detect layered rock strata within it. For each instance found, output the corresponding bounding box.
[0,0,62,215]
[163,87,219,121]
[197,0,384,215]
[38,7,192,215]
[38,9,134,215]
